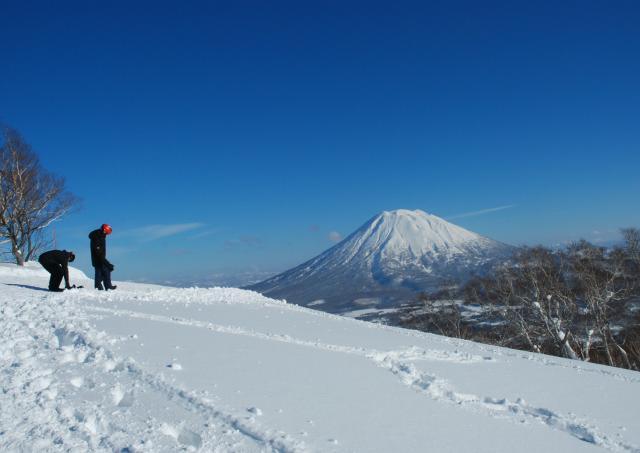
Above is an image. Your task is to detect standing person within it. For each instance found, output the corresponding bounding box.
[38,250,76,292]
[89,223,117,290]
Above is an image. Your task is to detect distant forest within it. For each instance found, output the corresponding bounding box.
[400,229,640,371]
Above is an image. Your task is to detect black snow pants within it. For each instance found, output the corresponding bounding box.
[94,264,113,290]
[39,260,64,290]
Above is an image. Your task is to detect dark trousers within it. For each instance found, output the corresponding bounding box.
[94,264,113,289]
[40,261,64,290]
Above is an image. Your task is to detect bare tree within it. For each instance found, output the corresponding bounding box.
[462,240,640,370]
[399,231,640,370]
[569,240,639,369]
[466,247,583,359]
[621,227,640,264]
[413,288,475,340]
[399,285,511,346]
[0,127,78,265]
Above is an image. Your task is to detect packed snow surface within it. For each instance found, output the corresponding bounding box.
[250,209,514,311]
[2,263,640,452]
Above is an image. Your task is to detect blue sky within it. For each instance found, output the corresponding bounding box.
[1,1,639,282]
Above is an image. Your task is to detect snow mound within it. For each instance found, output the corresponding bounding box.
[0,262,90,281]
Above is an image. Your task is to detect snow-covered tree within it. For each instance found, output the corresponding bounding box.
[462,240,640,369]
[477,247,581,359]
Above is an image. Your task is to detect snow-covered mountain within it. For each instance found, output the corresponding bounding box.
[2,263,639,452]
[250,209,514,314]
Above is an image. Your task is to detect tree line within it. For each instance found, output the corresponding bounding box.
[401,230,640,370]
[0,126,78,264]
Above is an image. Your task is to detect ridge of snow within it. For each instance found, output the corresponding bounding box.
[0,262,90,281]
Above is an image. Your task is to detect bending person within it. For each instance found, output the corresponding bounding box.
[89,223,117,290]
[38,250,76,292]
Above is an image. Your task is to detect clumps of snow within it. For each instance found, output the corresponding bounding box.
[353,297,380,306]
[307,299,326,306]
[166,361,183,370]
[40,387,58,401]
[102,359,120,372]
[59,348,89,364]
[341,307,399,319]
[247,406,262,416]
[29,375,53,393]
[111,384,134,407]
[70,377,84,388]
[160,422,180,438]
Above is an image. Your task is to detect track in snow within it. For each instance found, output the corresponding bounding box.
[85,303,639,453]
[0,290,308,452]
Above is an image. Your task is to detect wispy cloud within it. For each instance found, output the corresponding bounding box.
[122,223,205,241]
[447,205,516,220]
[223,235,263,250]
[189,228,223,240]
[328,231,342,242]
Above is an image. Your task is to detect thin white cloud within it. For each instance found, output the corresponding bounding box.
[328,231,342,243]
[122,223,205,241]
[447,205,517,220]
[189,228,223,240]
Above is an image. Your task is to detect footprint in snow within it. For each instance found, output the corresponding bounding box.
[178,428,203,449]
[160,424,202,449]
[40,387,58,401]
[247,406,262,416]
[29,376,52,392]
[54,327,86,349]
[166,362,183,370]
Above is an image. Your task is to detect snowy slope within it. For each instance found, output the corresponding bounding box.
[250,209,513,313]
[2,263,640,453]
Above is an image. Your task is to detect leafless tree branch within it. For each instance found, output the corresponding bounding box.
[0,126,79,264]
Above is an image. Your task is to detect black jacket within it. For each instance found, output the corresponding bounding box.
[38,250,73,287]
[89,228,110,267]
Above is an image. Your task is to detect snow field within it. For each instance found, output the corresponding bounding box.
[1,264,640,452]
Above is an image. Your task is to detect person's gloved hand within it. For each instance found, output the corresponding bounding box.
[108,264,115,272]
